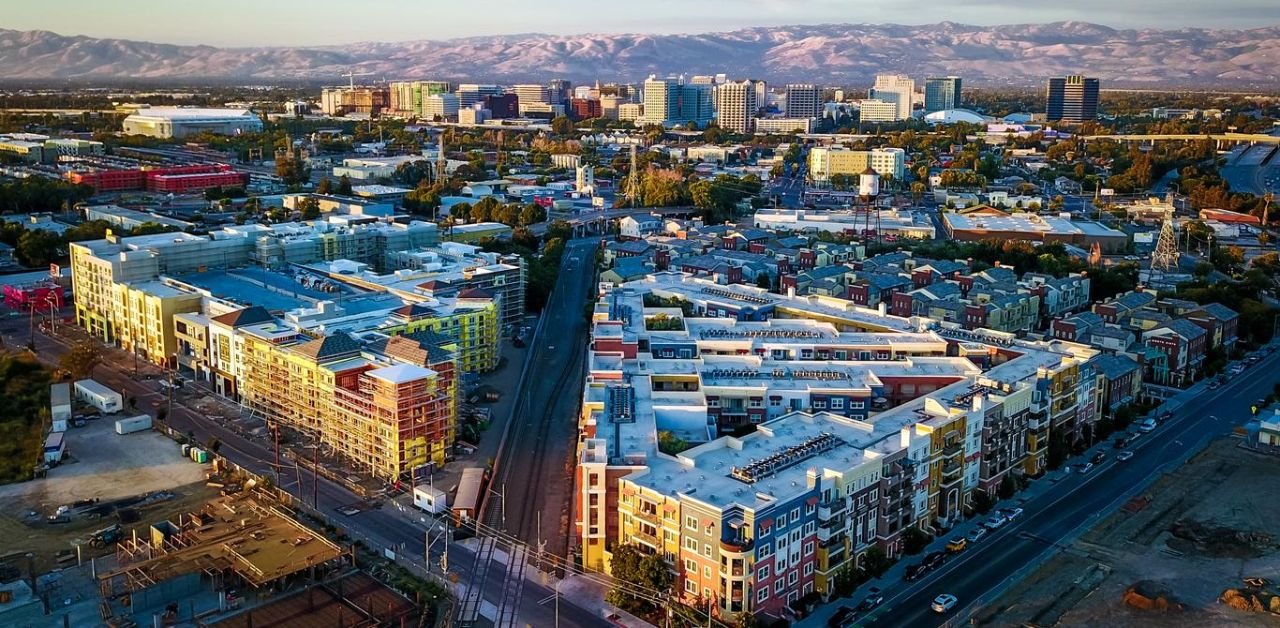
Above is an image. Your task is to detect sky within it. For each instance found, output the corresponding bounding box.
[5,0,1278,47]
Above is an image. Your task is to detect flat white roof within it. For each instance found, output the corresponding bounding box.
[126,107,256,121]
[366,363,436,384]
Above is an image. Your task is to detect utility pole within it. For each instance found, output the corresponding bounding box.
[312,444,319,508]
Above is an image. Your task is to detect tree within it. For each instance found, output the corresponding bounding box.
[59,341,102,380]
[860,546,893,578]
[275,156,310,186]
[902,526,931,555]
[656,430,690,455]
[755,273,773,291]
[518,203,545,227]
[551,116,576,137]
[605,544,673,615]
[316,177,333,195]
[15,229,60,266]
[998,474,1017,500]
[337,174,353,196]
[298,197,322,220]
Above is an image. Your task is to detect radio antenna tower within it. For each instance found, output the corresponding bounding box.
[1151,217,1180,272]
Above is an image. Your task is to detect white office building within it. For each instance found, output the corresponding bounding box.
[715,80,757,133]
[869,74,915,121]
[857,99,900,123]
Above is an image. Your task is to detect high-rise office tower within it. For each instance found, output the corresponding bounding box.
[869,74,915,121]
[785,84,822,119]
[511,84,549,105]
[547,79,573,105]
[456,84,503,108]
[715,80,758,133]
[924,76,962,113]
[1046,75,1100,121]
[642,75,680,125]
[680,83,715,128]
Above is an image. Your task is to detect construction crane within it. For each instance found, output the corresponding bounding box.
[341,70,374,90]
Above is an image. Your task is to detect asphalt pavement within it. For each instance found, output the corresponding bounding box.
[801,345,1280,628]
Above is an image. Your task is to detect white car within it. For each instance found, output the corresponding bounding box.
[1116,451,1135,462]
[931,593,958,613]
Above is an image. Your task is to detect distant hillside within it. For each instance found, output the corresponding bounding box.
[0,22,1278,86]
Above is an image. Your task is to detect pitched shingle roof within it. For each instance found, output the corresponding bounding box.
[292,332,363,361]
[211,305,274,328]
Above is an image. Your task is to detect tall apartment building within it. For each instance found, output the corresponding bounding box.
[808,147,906,182]
[784,84,822,119]
[320,87,391,117]
[869,74,915,121]
[547,79,573,105]
[1046,75,1100,122]
[187,311,459,480]
[389,81,453,117]
[715,81,757,134]
[924,77,962,113]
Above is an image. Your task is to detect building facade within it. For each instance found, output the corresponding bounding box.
[1046,76,1100,122]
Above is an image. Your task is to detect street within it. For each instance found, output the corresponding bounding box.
[799,346,1280,628]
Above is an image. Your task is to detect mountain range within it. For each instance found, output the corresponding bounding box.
[0,22,1278,87]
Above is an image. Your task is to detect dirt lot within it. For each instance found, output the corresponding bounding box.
[976,438,1280,627]
[0,416,217,572]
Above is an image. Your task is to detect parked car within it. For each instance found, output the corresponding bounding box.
[1138,418,1157,433]
[855,588,884,612]
[1114,437,1129,449]
[1208,380,1222,390]
[1000,507,1024,521]
[904,564,926,582]
[923,551,948,570]
[984,514,1008,530]
[931,593,959,613]
[1091,451,1107,464]
[827,606,858,628]
[1077,462,1095,474]
[946,537,968,553]
[1158,411,1172,422]
[1116,451,1135,462]
[966,527,989,543]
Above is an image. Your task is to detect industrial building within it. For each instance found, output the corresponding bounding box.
[121,107,263,139]
[941,206,1128,251]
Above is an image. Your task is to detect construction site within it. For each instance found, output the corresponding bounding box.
[975,438,1280,627]
[0,460,427,628]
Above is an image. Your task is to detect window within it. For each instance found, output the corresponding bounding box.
[775,579,785,594]
[704,566,712,578]
[758,565,770,580]
[685,538,698,551]
[769,397,781,407]
[851,401,865,409]
[813,400,827,409]
[804,522,815,535]
[685,559,697,573]
[758,588,769,603]
[686,516,698,531]
[708,398,720,408]
[757,543,771,559]
[704,543,713,557]
[805,502,815,515]
[788,571,799,585]
[831,398,845,409]
[685,580,698,593]
[804,541,815,556]
[804,562,814,576]
[790,508,800,523]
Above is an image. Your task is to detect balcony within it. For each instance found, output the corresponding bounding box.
[818,499,846,520]
[632,529,660,549]
[942,441,963,457]
[633,509,660,525]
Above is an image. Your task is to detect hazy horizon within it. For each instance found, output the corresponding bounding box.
[5,0,1280,48]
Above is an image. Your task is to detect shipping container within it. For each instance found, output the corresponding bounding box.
[75,379,123,414]
[194,450,209,464]
[114,414,152,435]
[189,447,203,462]
[451,467,486,523]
